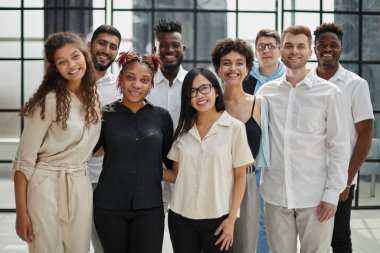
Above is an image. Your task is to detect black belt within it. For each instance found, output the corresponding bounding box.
[246,165,255,174]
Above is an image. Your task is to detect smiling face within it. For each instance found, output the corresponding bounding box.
[89,32,119,72]
[154,32,185,73]
[281,33,312,70]
[118,62,153,109]
[315,32,342,69]
[190,74,217,114]
[217,51,249,86]
[255,36,280,69]
[54,42,87,88]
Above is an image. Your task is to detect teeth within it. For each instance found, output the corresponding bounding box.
[69,69,79,74]
[130,91,140,96]
[322,54,332,57]
[165,55,175,59]
[99,55,109,60]
[197,100,207,106]
[228,74,238,77]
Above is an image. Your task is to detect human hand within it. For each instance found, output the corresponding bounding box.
[16,212,34,243]
[317,201,337,222]
[339,187,350,201]
[214,216,235,251]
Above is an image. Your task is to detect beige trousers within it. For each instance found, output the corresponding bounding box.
[265,202,334,253]
[27,167,93,253]
[234,172,260,253]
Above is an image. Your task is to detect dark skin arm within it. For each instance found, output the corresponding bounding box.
[339,119,373,201]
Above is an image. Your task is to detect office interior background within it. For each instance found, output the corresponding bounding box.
[0,0,379,211]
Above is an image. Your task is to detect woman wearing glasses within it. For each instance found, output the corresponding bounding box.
[211,38,270,253]
[167,68,254,253]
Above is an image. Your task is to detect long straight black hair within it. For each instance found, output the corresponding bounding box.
[172,68,225,144]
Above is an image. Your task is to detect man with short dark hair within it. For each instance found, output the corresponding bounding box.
[257,25,350,253]
[242,28,284,253]
[87,24,122,253]
[147,19,188,212]
[314,22,374,253]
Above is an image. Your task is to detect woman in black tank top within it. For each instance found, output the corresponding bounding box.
[211,38,263,253]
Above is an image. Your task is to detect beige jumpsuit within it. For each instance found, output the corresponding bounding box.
[12,92,101,253]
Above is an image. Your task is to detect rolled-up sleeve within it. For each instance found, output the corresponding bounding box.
[12,94,56,181]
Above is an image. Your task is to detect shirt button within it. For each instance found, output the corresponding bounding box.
[135,137,139,141]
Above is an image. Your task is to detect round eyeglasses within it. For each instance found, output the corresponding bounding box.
[256,43,278,52]
[191,84,212,98]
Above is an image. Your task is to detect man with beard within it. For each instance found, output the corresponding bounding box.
[314,23,374,253]
[87,24,121,253]
[147,19,187,213]
[256,26,350,253]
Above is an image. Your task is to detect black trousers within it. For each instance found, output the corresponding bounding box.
[94,206,164,253]
[168,210,233,253]
[331,185,355,253]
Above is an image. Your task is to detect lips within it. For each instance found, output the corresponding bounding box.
[68,68,80,75]
[196,100,208,106]
[129,90,141,97]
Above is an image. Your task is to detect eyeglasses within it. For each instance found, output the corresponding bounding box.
[191,84,212,98]
[256,43,278,52]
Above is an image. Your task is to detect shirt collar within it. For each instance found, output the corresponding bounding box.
[97,70,116,84]
[328,64,346,83]
[154,65,187,85]
[278,69,313,88]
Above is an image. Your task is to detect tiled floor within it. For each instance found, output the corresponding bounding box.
[1,210,380,253]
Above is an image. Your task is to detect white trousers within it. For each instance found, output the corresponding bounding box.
[27,167,93,253]
[265,202,334,253]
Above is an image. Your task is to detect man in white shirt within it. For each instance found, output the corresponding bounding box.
[147,19,188,212]
[87,24,121,253]
[257,25,350,253]
[314,23,374,253]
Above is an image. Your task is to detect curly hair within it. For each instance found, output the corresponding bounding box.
[116,51,161,88]
[21,32,101,129]
[154,19,182,35]
[314,23,343,45]
[211,38,254,73]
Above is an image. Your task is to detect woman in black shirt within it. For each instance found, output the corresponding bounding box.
[93,51,173,253]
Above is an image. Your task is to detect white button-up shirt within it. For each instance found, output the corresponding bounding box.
[147,66,188,127]
[88,70,121,183]
[313,65,374,185]
[168,111,254,219]
[257,70,350,208]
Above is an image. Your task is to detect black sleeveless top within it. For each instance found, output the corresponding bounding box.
[245,96,262,160]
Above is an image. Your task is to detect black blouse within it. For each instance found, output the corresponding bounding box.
[94,100,173,210]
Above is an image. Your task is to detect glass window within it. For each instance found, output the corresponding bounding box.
[24,60,44,103]
[238,0,276,11]
[156,0,194,9]
[331,0,359,11]
[283,12,320,33]
[363,0,380,12]
[196,12,228,61]
[24,10,44,39]
[0,113,21,139]
[0,0,20,7]
[332,14,359,61]
[93,0,106,8]
[93,10,106,30]
[362,64,380,111]
[238,13,276,44]
[362,15,380,61]
[0,11,21,38]
[284,0,320,10]
[197,0,227,10]
[374,113,380,140]
[24,0,43,7]
[24,41,44,59]
[0,41,21,58]
[0,61,21,109]
[341,63,358,75]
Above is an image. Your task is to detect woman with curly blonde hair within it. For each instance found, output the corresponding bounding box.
[93,51,174,253]
[13,32,102,253]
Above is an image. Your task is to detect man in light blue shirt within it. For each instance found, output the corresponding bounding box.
[242,29,285,253]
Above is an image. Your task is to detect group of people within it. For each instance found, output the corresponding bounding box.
[12,18,374,253]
